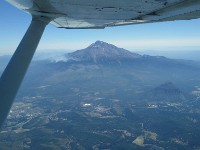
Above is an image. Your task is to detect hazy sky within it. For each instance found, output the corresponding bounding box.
[1,1,200,55]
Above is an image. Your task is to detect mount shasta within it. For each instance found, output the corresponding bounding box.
[17,41,199,101]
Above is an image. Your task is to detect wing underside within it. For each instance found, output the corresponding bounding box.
[6,0,200,28]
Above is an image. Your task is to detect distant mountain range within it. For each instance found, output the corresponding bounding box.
[1,41,199,102]
[50,41,196,67]
[137,50,200,61]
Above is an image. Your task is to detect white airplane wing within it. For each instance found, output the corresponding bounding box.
[6,0,200,29]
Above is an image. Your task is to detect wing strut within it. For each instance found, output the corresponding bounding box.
[0,16,50,128]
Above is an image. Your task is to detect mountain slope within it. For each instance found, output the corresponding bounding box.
[152,82,185,102]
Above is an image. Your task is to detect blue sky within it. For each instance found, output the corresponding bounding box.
[0,1,200,55]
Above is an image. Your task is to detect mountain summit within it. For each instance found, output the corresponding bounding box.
[67,41,141,63]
